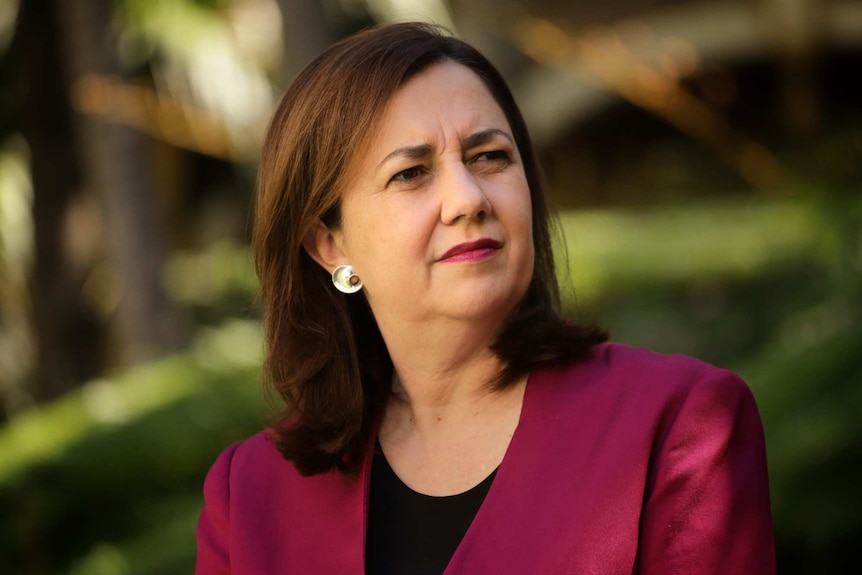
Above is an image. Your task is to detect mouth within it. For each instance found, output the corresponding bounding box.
[439,238,503,263]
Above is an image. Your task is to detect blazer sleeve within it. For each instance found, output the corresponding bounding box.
[196,442,241,575]
[637,369,776,575]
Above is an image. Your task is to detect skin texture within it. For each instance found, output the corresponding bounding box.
[305,61,534,495]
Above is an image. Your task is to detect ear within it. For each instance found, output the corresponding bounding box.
[301,219,346,274]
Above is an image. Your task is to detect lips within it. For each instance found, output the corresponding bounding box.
[439,238,503,262]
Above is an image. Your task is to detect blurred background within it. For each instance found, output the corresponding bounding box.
[0,0,860,573]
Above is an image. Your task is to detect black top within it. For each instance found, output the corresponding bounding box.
[365,447,497,575]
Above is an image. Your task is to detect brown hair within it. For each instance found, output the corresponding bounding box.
[253,22,607,476]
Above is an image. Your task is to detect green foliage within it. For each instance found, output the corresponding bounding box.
[556,198,827,303]
[741,314,862,572]
[115,0,230,66]
[0,320,267,574]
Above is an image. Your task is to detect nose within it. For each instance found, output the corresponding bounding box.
[439,162,492,225]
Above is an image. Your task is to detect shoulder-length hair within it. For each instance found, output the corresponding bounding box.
[253,22,606,476]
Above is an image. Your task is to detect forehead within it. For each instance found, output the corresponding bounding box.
[366,61,512,153]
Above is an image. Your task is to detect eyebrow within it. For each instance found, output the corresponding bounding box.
[377,144,433,169]
[462,128,514,150]
[376,128,515,170]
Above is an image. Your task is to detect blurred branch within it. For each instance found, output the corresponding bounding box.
[513,15,783,188]
[116,0,277,156]
[71,74,253,162]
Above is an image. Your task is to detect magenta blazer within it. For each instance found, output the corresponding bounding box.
[196,343,776,574]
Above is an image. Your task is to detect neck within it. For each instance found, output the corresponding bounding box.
[375,312,516,433]
[372,311,528,496]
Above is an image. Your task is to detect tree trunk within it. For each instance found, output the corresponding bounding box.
[275,0,339,85]
[760,0,822,137]
[57,0,185,367]
[12,0,104,404]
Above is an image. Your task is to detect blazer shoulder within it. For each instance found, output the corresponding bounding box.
[534,342,755,419]
[210,429,293,477]
[599,341,722,376]
[227,429,282,464]
[197,433,273,574]
[591,341,750,395]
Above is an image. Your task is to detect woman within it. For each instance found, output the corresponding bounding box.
[196,22,775,574]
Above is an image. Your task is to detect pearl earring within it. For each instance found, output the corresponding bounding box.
[332,264,362,294]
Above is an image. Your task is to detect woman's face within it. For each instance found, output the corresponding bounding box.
[333,61,534,329]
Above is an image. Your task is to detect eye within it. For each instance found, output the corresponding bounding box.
[476,150,509,161]
[390,165,426,183]
[471,150,511,170]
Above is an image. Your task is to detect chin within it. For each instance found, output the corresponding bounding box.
[445,284,524,323]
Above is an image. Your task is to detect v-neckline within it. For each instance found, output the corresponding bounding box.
[360,369,538,575]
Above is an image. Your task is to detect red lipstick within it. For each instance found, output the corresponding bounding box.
[439,239,502,263]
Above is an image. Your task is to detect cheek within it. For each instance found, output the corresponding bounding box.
[498,179,533,234]
[381,194,438,245]
[505,180,535,269]
[344,225,386,272]
[340,193,387,247]
[342,201,431,278]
